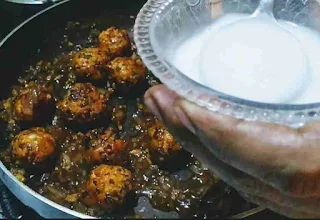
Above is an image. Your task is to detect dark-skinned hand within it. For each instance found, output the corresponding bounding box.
[144,85,320,219]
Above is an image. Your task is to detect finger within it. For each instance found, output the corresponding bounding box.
[144,85,181,126]
[240,193,320,219]
[174,99,320,197]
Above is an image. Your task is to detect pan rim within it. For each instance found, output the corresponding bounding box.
[1,0,68,47]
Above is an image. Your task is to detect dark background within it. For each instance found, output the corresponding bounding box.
[0,2,50,40]
[0,1,290,219]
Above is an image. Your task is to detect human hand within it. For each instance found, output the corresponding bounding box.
[144,85,320,219]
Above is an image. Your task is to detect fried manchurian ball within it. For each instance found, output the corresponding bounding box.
[57,83,110,123]
[147,120,181,162]
[73,48,111,81]
[83,165,133,210]
[87,128,125,164]
[13,83,54,122]
[106,57,147,92]
[98,27,130,57]
[10,127,55,166]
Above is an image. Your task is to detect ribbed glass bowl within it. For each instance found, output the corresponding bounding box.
[134,0,320,127]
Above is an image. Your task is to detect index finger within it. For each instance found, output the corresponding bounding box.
[174,99,320,197]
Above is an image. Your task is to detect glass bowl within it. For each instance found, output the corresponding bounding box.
[134,0,320,127]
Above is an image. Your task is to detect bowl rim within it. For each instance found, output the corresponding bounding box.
[134,0,320,126]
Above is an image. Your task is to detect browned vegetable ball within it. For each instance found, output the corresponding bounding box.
[57,83,110,123]
[83,165,132,210]
[13,83,54,121]
[87,128,126,164]
[106,57,147,91]
[11,127,55,166]
[73,48,111,81]
[147,120,181,157]
[98,27,130,57]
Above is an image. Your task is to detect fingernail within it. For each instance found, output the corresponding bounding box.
[174,106,196,134]
[144,97,163,122]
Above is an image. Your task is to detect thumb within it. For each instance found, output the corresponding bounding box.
[145,85,302,169]
[144,85,302,168]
